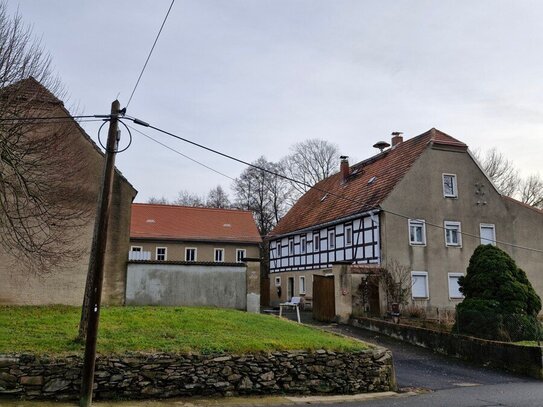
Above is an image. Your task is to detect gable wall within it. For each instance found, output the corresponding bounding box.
[381,146,521,311]
[0,104,137,305]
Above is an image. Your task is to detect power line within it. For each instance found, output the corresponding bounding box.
[126,124,235,181]
[124,116,543,255]
[0,114,101,122]
[125,0,175,109]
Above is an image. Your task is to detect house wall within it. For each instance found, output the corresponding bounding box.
[129,240,259,263]
[381,145,543,312]
[502,199,543,300]
[0,105,137,306]
[269,214,379,273]
[126,262,247,309]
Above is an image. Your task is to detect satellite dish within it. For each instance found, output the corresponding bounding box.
[373,141,391,152]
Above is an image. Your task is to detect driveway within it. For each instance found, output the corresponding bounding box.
[316,323,529,391]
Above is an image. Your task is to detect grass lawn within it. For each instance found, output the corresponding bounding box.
[0,306,367,355]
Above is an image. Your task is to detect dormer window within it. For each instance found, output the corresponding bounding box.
[443,174,458,198]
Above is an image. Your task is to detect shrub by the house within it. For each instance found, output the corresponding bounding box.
[455,245,542,341]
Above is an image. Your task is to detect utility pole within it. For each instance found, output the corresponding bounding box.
[80,100,121,407]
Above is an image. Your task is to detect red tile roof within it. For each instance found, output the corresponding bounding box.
[131,204,262,243]
[270,128,466,236]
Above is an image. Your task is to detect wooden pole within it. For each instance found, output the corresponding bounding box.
[80,100,120,407]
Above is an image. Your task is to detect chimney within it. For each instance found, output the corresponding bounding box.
[391,131,403,147]
[340,155,350,182]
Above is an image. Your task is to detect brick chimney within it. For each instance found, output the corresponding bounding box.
[391,131,403,147]
[340,156,350,182]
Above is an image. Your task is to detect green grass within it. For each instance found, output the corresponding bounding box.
[0,306,367,355]
[514,341,542,347]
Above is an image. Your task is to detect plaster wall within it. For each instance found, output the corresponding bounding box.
[381,145,543,311]
[126,263,247,309]
[0,104,136,306]
[129,240,259,263]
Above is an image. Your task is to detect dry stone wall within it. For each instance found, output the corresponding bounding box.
[0,349,395,401]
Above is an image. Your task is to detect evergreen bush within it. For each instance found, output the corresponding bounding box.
[454,245,542,341]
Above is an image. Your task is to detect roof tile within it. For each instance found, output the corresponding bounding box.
[131,204,262,243]
[270,128,466,236]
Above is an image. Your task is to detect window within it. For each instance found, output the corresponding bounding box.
[448,273,464,299]
[408,219,426,245]
[443,174,458,198]
[329,231,335,249]
[444,221,462,247]
[289,240,294,255]
[131,246,142,252]
[275,276,281,287]
[214,248,224,262]
[301,236,306,254]
[314,234,320,251]
[156,247,167,261]
[411,271,429,299]
[236,249,246,263]
[276,241,281,257]
[480,224,496,245]
[345,226,352,245]
[185,248,197,262]
[299,276,306,294]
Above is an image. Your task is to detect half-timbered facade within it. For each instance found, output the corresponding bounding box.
[270,213,379,272]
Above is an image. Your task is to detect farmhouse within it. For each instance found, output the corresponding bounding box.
[268,129,543,317]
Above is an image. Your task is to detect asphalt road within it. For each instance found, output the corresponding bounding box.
[308,323,543,407]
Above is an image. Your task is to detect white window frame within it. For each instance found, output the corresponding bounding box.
[314,234,320,251]
[274,276,281,287]
[131,246,143,252]
[156,247,167,261]
[288,240,294,255]
[411,271,429,299]
[299,276,306,294]
[444,221,462,247]
[448,273,464,299]
[300,236,306,254]
[214,248,224,263]
[236,249,246,263]
[442,173,458,198]
[276,241,281,258]
[480,223,496,246]
[329,230,335,249]
[408,219,426,246]
[185,247,197,262]
[345,226,352,245]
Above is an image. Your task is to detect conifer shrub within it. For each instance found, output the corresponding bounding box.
[454,245,542,341]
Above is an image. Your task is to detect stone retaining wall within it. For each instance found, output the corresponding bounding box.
[0,349,395,401]
[352,316,543,379]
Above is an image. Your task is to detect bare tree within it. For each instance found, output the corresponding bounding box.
[173,190,205,207]
[473,148,520,196]
[280,139,339,199]
[380,260,412,310]
[147,196,169,204]
[0,4,91,274]
[206,185,230,208]
[519,174,543,208]
[233,157,290,236]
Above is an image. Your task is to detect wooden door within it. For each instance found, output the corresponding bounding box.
[312,275,335,322]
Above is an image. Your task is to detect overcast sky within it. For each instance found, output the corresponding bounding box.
[7,1,543,202]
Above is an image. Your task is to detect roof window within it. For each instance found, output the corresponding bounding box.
[368,176,377,185]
